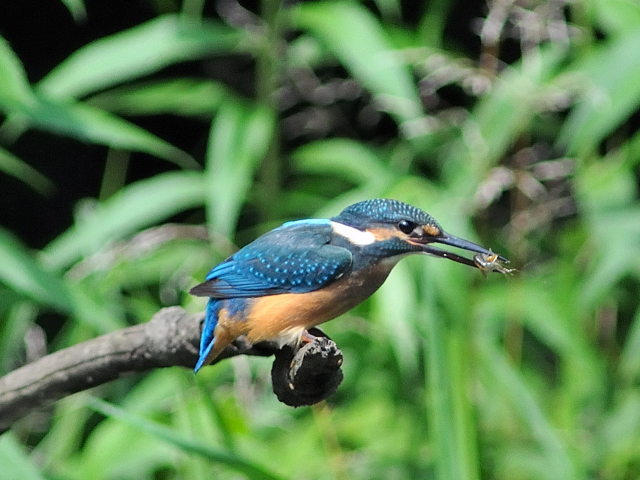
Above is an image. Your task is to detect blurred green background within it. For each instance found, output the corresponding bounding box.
[2,0,640,478]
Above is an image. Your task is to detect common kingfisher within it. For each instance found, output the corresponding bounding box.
[190,198,507,372]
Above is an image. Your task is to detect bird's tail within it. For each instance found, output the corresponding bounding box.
[194,299,221,372]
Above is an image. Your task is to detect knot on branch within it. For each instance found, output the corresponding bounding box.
[270,329,344,407]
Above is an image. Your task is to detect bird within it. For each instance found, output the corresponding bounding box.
[190,198,508,372]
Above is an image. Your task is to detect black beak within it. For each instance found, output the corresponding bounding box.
[420,231,508,269]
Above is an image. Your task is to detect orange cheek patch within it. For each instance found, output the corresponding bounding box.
[423,224,441,236]
[367,227,402,242]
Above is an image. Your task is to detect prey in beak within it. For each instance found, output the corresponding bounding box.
[407,224,512,274]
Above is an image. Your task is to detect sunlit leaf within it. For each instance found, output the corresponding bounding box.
[59,0,87,22]
[558,30,640,156]
[0,433,46,480]
[38,15,241,99]
[291,138,393,186]
[205,100,275,238]
[0,146,54,195]
[0,35,35,111]
[422,272,479,480]
[23,96,197,167]
[480,342,577,480]
[87,397,285,480]
[87,78,229,117]
[291,1,424,131]
[42,171,206,271]
[0,227,72,311]
[592,0,640,35]
[372,261,420,375]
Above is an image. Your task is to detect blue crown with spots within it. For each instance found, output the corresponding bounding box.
[333,199,439,230]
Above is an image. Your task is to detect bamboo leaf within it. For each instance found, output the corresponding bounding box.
[87,397,285,480]
[480,342,577,480]
[59,0,87,22]
[87,78,228,117]
[205,100,275,238]
[291,138,392,186]
[25,96,196,167]
[0,35,35,110]
[0,433,46,480]
[38,15,241,99]
[42,171,206,271]
[0,146,54,195]
[0,227,72,311]
[290,1,424,131]
[558,30,640,156]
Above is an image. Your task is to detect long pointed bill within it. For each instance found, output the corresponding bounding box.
[421,231,509,269]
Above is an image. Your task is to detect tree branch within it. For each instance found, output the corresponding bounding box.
[0,307,343,432]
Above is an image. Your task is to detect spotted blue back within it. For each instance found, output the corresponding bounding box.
[190,219,353,299]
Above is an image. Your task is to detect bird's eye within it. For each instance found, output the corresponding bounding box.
[398,220,417,234]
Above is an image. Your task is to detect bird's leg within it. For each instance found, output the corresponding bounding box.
[300,329,319,345]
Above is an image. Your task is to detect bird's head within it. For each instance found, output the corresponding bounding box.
[331,199,506,268]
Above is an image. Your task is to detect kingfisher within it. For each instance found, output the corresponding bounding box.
[190,198,508,372]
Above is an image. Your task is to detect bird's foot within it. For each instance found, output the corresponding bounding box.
[300,330,320,346]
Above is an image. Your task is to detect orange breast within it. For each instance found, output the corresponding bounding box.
[206,259,399,364]
[243,260,396,344]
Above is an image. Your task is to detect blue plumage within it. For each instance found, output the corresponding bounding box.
[191,219,353,299]
[333,198,440,230]
[191,219,354,371]
[195,299,222,372]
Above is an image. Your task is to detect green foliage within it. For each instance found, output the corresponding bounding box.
[2,0,640,479]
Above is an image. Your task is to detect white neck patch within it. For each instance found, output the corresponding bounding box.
[330,221,376,246]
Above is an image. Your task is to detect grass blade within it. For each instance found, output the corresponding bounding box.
[290,1,424,131]
[87,78,228,117]
[0,227,71,311]
[42,171,206,271]
[26,96,196,167]
[38,15,241,100]
[0,146,54,194]
[206,100,275,238]
[87,397,285,480]
[480,341,578,480]
[0,433,46,480]
[558,30,640,156]
[0,35,35,110]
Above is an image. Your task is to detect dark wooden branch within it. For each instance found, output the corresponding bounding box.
[0,307,343,432]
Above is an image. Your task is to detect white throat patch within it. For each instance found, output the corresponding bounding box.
[330,221,376,246]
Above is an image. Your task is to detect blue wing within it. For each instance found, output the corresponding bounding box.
[190,219,353,299]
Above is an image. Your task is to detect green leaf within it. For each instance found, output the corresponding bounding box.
[592,0,640,35]
[0,433,46,480]
[206,100,275,238]
[290,1,424,131]
[620,309,640,381]
[291,138,393,186]
[0,146,54,195]
[0,35,35,111]
[42,171,206,271]
[0,227,72,311]
[24,96,197,167]
[422,277,479,480]
[38,15,241,99]
[480,342,577,480]
[445,45,567,193]
[372,261,420,376]
[59,0,87,22]
[87,397,285,480]
[558,30,640,156]
[87,78,229,117]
